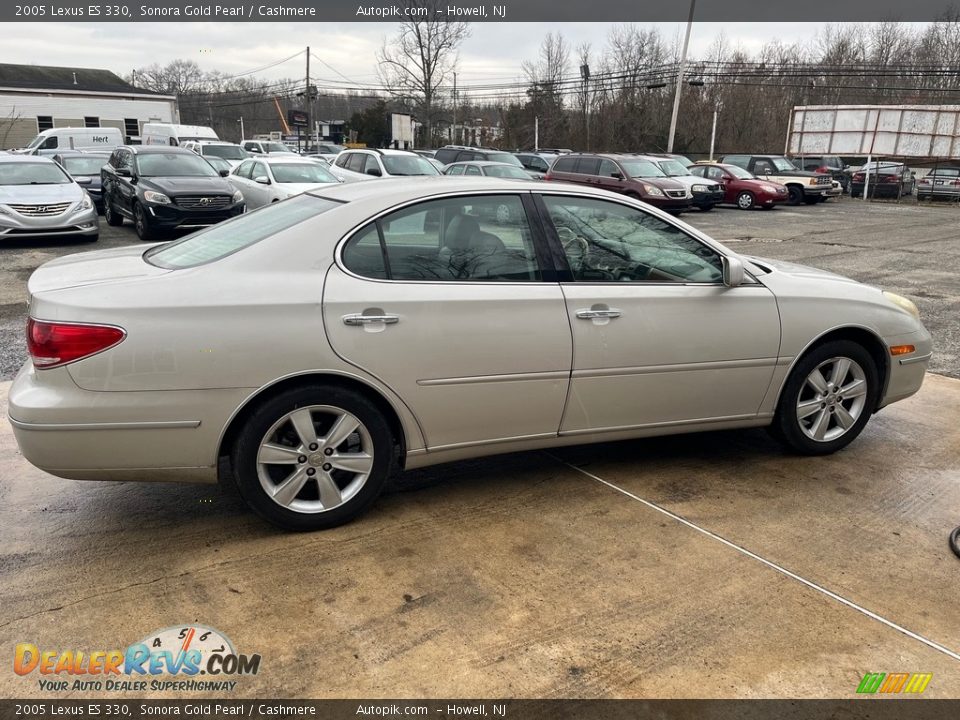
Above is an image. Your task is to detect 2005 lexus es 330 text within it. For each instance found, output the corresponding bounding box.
[8,178,932,530]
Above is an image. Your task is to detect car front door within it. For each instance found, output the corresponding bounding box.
[114,149,137,218]
[536,193,781,433]
[323,192,572,450]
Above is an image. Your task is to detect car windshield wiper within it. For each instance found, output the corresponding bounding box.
[28,181,63,185]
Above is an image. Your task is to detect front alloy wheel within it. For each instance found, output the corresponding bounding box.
[772,340,878,455]
[232,385,393,530]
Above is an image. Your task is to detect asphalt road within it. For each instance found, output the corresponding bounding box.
[1,195,957,379]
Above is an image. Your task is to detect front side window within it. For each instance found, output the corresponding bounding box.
[445,165,464,176]
[542,195,723,284]
[234,160,255,179]
[598,159,620,177]
[342,195,540,282]
[346,153,366,173]
[464,164,482,176]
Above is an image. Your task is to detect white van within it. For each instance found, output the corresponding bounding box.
[142,123,219,147]
[20,127,123,156]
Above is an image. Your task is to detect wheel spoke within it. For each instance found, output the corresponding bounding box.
[272,467,310,507]
[797,398,823,420]
[288,408,318,447]
[835,405,856,430]
[830,357,851,386]
[316,472,343,508]
[321,413,360,450]
[258,443,303,465]
[806,369,829,395]
[329,452,373,475]
[811,409,831,441]
[840,378,866,399]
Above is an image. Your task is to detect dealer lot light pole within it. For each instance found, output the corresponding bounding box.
[667,0,696,153]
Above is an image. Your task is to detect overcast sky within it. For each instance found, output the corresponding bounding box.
[0,22,922,89]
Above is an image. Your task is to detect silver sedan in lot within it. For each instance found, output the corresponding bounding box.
[8,178,931,530]
[0,155,99,241]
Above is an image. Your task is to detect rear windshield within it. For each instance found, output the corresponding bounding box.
[928,168,960,177]
[485,153,524,167]
[60,156,108,175]
[145,195,340,269]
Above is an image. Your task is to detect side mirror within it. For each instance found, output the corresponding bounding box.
[75,176,92,185]
[365,167,383,177]
[611,171,623,180]
[219,169,230,177]
[254,176,270,185]
[116,167,131,177]
[722,256,744,288]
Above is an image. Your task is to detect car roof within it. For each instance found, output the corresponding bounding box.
[305,176,627,207]
[447,161,522,167]
[0,154,57,164]
[257,156,321,164]
[127,145,195,155]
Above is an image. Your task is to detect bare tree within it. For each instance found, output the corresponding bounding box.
[0,107,22,149]
[376,0,470,145]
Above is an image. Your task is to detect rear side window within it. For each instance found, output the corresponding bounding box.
[575,158,601,175]
[724,155,749,169]
[146,195,339,269]
[553,157,577,173]
[342,195,540,282]
[434,149,458,165]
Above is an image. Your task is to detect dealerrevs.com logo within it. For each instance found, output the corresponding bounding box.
[14,625,261,692]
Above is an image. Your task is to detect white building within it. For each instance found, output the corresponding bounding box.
[0,63,177,150]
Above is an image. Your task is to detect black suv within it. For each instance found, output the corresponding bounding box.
[101,146,244,241]
[434,145,525,168]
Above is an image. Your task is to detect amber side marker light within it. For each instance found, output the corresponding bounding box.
[889,345,916,356]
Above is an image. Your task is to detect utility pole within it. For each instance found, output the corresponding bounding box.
[238,116,245,143]
[534,116,539,151]
[580,63,590,151]
[667,0,696,153]
[452,72,457,145]
[708,102,720,161]
[305,46,310,153]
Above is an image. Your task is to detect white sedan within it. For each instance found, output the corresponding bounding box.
[229,157,340,210]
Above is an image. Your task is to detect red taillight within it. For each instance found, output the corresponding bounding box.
[853,173,864,181]
[881,174,898,183]
[26,318,125,369]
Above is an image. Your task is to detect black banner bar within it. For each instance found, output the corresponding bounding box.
[2,700,959,720]
[3,0,960,23]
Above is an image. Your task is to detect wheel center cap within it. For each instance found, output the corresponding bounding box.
[308,454,324,467]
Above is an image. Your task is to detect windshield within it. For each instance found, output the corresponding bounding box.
[485,153,524,167]
[484,165,530,179]
[25,135,47,150]
[265,142,294,153]
[60,157,108,175]
[381,155,440,176]
[203,145,248,160]
[0,162,71,185]
[771,158,797,172]
[619,159,666,178]
[659,160,691,176]
[726,166,754,179]
[270,162,338,184]
[136,153,220,178]
[146,195,340,268]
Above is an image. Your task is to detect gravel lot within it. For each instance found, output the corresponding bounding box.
[1,195,957,379]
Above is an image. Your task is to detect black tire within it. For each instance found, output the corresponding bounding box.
[231,385,394,531]
[786,186,804,205]
[103,195,123,226]
[771,340,879,456]
[133,202,158,241]
[736,191,755,210]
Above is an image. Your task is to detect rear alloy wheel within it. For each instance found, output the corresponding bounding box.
[133,203,158,241]
[232,385,393,531]
[772,340,878,455]
[787,186,804,205]
[736,191,755,210]
[103,195,123,226]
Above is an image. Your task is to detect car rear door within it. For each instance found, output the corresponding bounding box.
[323,192,572,450]
[535,192,781,434]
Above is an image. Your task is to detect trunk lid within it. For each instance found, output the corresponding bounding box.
[27,243,172,296]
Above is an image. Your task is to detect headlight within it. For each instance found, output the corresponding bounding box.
[71,194,93,213]
[143,190,171,205]
[883,291,920,319]
[692,184,708,192]
[762,184,778,192]
[644,185,664,197]
[232,190,244,204]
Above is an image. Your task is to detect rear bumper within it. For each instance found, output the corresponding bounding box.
[7,361,251,483]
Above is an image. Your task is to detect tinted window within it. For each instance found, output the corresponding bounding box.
[345,195,541,282]
[334,153,349,168]
[464,164,481,176]
[136,153,219,178]
[575,158,601,175]
[234,160,255,179]
[445,165,464,176]
[723,155,749,169]
[598,159,620,177]
[434,149,459,165]
[543,195,723,283]
[346,153,366,172]
[553,157,577,173]
[341,224,387,279]
[146,195,338,268]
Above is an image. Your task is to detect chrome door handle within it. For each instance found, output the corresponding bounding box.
[576,308,622,319]
[342,313,399,326]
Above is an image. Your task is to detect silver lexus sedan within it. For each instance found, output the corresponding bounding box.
[0,155,99,241]
[8,178,931,531]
